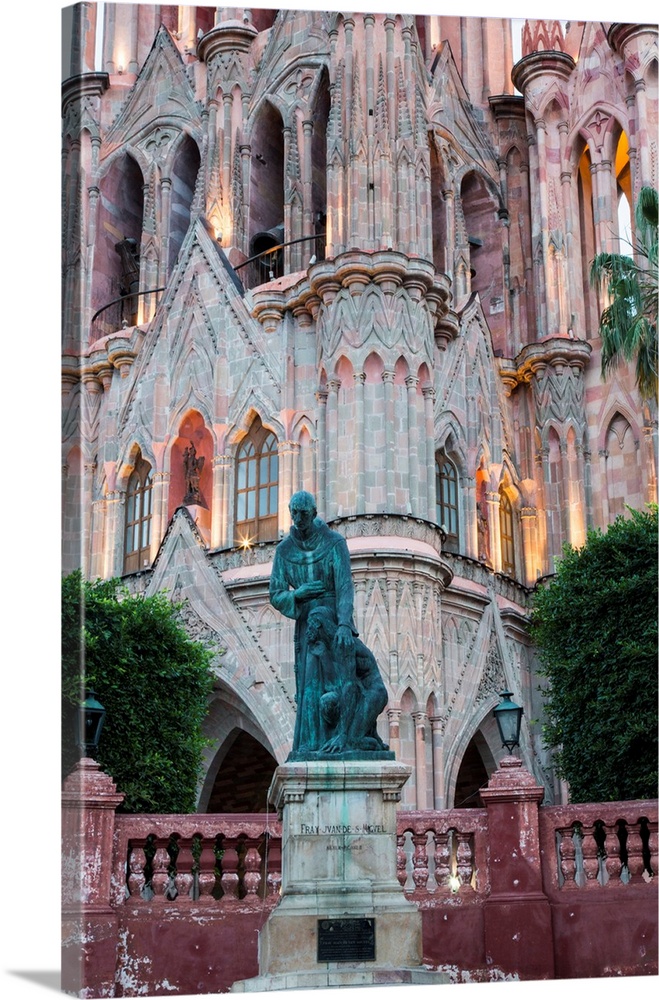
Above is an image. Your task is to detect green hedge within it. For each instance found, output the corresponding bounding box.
[530,507,658,802]
[62,571,215,813]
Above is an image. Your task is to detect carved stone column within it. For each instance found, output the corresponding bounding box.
[150,470,170,558]
[430,716,445,808]
[422,385,436,519]
[278,440,300,534]
[386,575,399,685]
[412,711,429,809]
[315,388,328,519]
[405,375,420,515]
[520,505,538,586]
[158,175,172,288]
[485,491,502,573]
[211,456,231,549]
[326,378,341,520]
[103,490,123,578]
[387,708,401,759]
[353,372,366,514]
[382,370,396,511]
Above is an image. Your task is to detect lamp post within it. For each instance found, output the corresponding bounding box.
[74,689,106,757]
[493,690,523,754]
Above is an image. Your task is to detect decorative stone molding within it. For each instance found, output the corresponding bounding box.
[511,50,575,97]
[61,72,110,117]
[608,22,659,56]
[499,337,591,423]
[196,22,258,64]
[174,601,225,662]
[329,513,447,553]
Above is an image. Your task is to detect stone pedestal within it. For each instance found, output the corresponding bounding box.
[233,761,446,992]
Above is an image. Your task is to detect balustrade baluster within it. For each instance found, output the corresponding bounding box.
[197,838,217,901]
[151,843,170,899]
[426,831,438,891]
[603,822,622,884]
[264,834,282,898]
[434,832,451,890]
[558,826,578,888]
[127,843,147,899]
[174,837,194,900]
[396,833,408,889]
[647,821,658,879]
[220,839,241,900]
[581,825,601,887]
[411,831,429,892]
[243,838,262,896]
[455,831,474,888]
[626,822,646,882]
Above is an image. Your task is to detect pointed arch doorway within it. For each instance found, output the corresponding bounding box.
[205,729,278,813]
[453,730,497,808]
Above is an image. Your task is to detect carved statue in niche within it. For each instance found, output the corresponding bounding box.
[182,441,206,506]
[477,494,490,564]
[269,491,392,760]
[114,237,140,326]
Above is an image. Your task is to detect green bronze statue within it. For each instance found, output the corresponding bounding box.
[269,491,393,760]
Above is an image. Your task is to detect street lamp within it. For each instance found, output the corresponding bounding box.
[494,690,523,754]
[74,689,106,756]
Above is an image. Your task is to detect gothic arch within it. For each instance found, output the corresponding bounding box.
[168,132,202,272]
[169,392,215,451]
[453,162,503,212]
[597,401,642,453]
[603,410,644,519]
[116,437,158,491]
[91,150,145,333]
[248,99,286,264]
[198,688,279,812]
[444,697,501,808]
[569,104,629,165]
[435,413,468,471]
[228,396,285,448]
[167,409,214,521]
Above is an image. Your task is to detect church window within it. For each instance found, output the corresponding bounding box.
[124,455,153,573]
[499,489,515,577]
[235,418,279,544]
[436,454,459,550]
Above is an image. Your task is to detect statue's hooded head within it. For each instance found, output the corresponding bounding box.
[289,490,317,515]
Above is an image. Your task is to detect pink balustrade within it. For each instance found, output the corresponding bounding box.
[113,813,282,908]
[540,802,657,891]
[63,759,657,997]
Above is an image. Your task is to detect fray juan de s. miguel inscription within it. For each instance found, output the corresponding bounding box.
[300,823,385,835]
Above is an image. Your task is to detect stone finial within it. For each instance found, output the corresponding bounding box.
[480,755,545,803]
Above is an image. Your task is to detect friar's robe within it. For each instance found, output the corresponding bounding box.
[269,518,357,754]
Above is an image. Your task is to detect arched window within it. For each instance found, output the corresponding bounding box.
[235,418,279,544]
[436,453,459,550]
[124,455,153,573]
[499,489,515,577]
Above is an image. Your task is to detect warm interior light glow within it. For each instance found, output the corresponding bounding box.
[449,874,461,893]
[238,532,254,551]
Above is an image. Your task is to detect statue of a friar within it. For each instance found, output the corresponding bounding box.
[269,491,393,761]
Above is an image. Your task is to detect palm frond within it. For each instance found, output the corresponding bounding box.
[590,186,658,401]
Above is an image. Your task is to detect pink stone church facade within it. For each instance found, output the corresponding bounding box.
[61,6,658,811]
